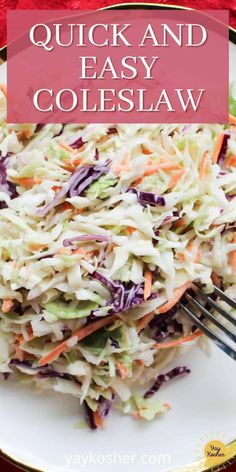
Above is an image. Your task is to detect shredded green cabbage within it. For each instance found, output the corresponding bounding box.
[0,86,235,428]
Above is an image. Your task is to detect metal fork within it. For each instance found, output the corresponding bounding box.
[180,284,236,360]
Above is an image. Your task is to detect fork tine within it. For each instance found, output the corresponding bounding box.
[212,285,236,311]
[185,293,236,343]
[192,285,236,327]
[180,303,236,360]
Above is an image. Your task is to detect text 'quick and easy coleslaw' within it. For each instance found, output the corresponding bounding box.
[0,86,236,429]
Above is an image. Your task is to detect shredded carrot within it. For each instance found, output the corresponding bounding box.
[14,177,43,188]
[132,411,142,420]
[59,202,73,211]
[63,157,84,171]
[141,144,153,155]
[229,114,236,126]
[229,233,236,274]
[27,334,35,342]
[16,131,24,140]
[55,247,72,255]
[93,410,104,428]
[199,152,209,181]
[176,252,185,262]
[195,246,201,263]
[61,164,75,172]
[185,240,201,263]
[72,157,84,166]
[144,270,152,301]
[13,327,35,345]
[186,240,194,252]
[143,163,181,176]
[15,343,24,361]
[113,165,132,175]
[132,178,143,187]
[0,84,7,97]
[72,208,86,216]
[135,359,144,366]
[59,142,76,153]
[116,361,128,379]
[168,169,185,189]
[212,133,225,164]
[15,334,24,344]
[39,315,118,366]
[173,218,185,229]
[226,155,236,168]
[138,311,155,331]
[211,271,221,287]
[159,157,175,163]
[52,185,61,193]
[126,226,136,235]
[26,325,35,342]
[29,244,48,252]
[120,152,130,165]
[23,129,31,139]
[105,242,118,255]
[13,177,43,188]
[72,248,94,259]
[163,402,171,409]
[157,282,192,314]
[14,334,25,360]
[2,299,13,313]
[154,330,202,349]
[62,158,74,167]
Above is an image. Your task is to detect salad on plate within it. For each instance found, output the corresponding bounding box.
[0,85,236,429]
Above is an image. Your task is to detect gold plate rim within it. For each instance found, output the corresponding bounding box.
[0,3,236,472]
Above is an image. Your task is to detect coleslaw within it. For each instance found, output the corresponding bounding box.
[0,86,235,428]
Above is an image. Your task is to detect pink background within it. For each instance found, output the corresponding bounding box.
[7,10,229,123]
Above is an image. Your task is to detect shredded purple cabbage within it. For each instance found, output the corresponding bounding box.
[144,366,190,399]
[226,194,236,201]
[37,370,81,385]
[94,148,99,160]
[221,223,236,236]
[148,306,184,341]
[84,401,97,430]
[37,160,110,217]
[35,124,45,133]
[63,234,111,246]
[154,229,160,238]
[107,127,117,135]
[91,271,157,314]
[10,359,34,368]
[110,338,120,348]
[217,133,230,166]
[127,188,165,207]
[97,395,114,418]
[2,372,10,380]
[148,306,179,329]
[69,136,85,150]
[10,359,81,385]
[0,154,18,208]
[83,396,114,429]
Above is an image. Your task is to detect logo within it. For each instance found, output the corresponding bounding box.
[195,433,236,469]
[204,440,226,467]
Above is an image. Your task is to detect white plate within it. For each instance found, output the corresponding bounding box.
[0,11,236,472]
[0,345,236,472]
